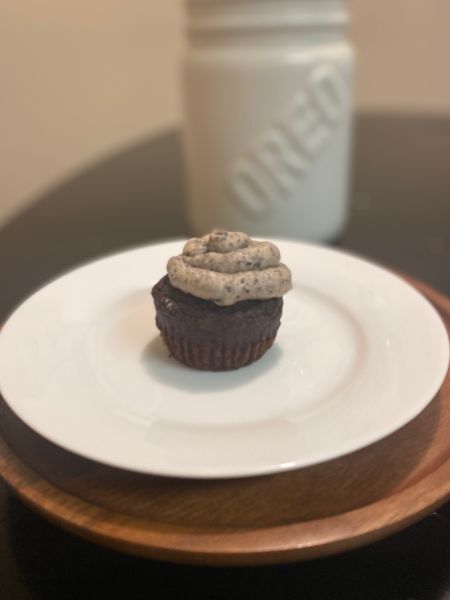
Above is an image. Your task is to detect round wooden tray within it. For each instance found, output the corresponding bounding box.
[0,276,449,566]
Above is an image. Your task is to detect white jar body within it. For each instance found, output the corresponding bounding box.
[183,1,354,241]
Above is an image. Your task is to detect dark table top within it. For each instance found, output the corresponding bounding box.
[0,113,449,599]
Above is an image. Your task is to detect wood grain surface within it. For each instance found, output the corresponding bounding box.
[0,276,449,566]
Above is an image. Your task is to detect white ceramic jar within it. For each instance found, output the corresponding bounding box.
[183,0,354,242]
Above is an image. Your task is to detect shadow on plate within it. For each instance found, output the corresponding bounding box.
[140,335,283,394]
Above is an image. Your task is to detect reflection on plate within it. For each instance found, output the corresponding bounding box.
[0,241,448,478]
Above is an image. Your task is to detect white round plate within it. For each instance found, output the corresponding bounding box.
[0,241,449,479]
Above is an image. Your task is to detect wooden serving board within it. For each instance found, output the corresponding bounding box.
[0,277,449,566]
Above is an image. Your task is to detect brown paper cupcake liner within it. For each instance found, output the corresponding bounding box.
[160,329,277,371]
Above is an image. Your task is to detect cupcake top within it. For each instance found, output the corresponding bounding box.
[167,230,292,306]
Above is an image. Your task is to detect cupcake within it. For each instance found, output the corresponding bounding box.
[151,230,292,371]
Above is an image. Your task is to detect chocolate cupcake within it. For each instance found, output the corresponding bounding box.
[151,230,292,371]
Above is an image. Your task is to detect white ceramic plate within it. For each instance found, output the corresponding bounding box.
[0,241,448,479]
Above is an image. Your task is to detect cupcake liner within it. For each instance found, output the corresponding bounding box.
[160,328,277,371]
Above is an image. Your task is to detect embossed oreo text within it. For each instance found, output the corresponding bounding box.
[229,64,347,217]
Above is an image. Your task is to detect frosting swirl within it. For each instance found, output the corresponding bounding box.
[167,230,292,306]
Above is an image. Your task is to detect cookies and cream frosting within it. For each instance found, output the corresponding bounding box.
[167,230,292,306]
